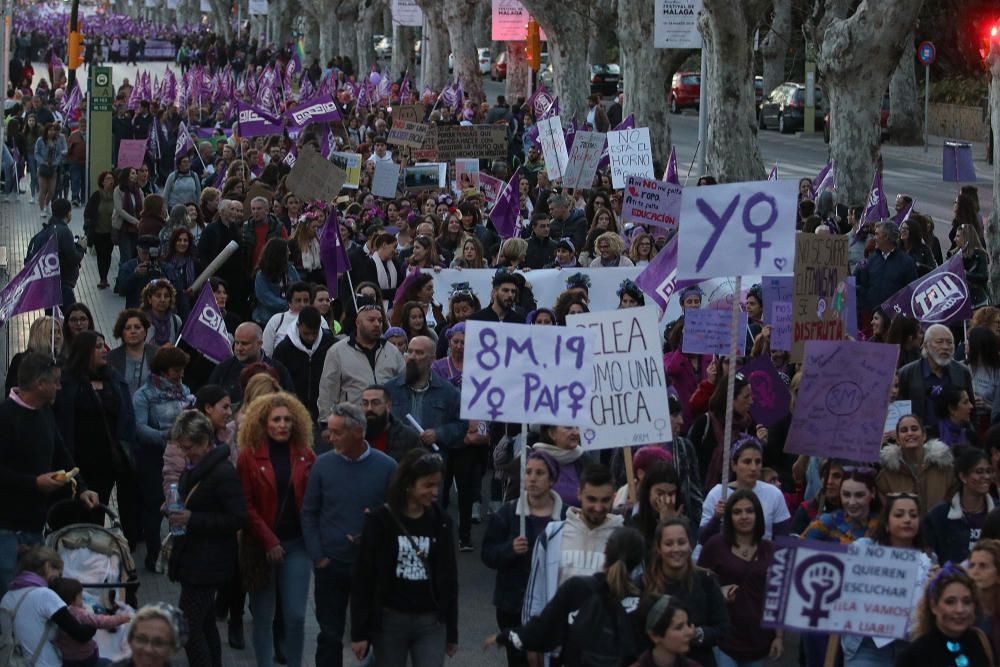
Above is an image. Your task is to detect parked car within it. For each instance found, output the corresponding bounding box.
[490,51,508,81]
[449,48,491,74]
[758,82,826,133]
[824,92,890,143]
[670,71,700,114]
[373,35,392,59]
[590,63,620,96]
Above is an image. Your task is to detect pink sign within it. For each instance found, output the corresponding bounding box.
[117,139,148,169]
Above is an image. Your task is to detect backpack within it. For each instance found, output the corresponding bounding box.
[25,224,54,263]
[0,588,51,667]
[565,581,637,667]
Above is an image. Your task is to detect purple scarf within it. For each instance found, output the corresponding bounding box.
[8,571,48,590]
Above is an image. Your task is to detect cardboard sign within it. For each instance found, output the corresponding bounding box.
[403,163,447,190]
[681,308,748,356]
[763,537,923,640]
[116,139,147,168]
[622,177,682,232]
[562,131,605,190]
[762,275,794,308]
[330,152,362,190]
[536,116,569,180]
[387,120,429,149]
[607,128,654,189]
[742,357,792,427]
[372,160,400,198]
[286,146,347,202]
[461,321,595,425]
[567,307,672,449]
[792,234,849,359]
[433,125,508,162]
[678,180,798,281]
[786,341,898,462]
[654,0,704,48]
[393,104,425,123]
[770,301,793,352]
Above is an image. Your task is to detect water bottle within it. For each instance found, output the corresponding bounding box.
[167,483,186,536]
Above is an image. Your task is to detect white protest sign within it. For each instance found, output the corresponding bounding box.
[567,308,671,449]
[884,400,912,434]
[563,131,605,190]
[461,321,595,426]
[248,0,267,14]
[607,128,654,189]
[392,0,423,26]
[536,116,569,181]
[677,180,798,280]
[622,176,682,232]
[654,0,704,49]
[763,537,923,640]
[372,160,400,199]
[491,0,547,40]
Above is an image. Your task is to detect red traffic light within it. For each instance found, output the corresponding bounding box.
[981,20,1000,60]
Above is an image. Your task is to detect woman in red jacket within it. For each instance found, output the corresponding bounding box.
[237,391,316,667]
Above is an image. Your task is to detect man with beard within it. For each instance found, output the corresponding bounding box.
[384,337,464,452]
[359,385,422,461]
[897,324,975,429]
[207,322,295,403]
[468,271,526,323]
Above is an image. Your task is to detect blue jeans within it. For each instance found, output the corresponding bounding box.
[249,537,312,667]
[315,560,353,667]
[1,144,16,195]
[373,608,446,667]
[714,647,765,667]
[69,163,85,203]
[27,155,38,196]
[0,529,43,593]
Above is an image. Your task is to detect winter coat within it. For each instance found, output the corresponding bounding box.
[876,439,954,515]
[855,248,917,312]
[272,328,336,422]
[923,492,998,565]
[206,353,295,404]
[963,248,990,306]
[168,445,247,585]
[52,368,136,462]
[317,336,405,419]
[383,374,466,451]
[252,264,300,325]
[897,358,976,429]
[237,440,316,551]
[548,208,587,253]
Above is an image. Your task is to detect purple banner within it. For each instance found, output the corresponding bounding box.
[881,252,972,325]
[860,170,889,224]
[179,283,234,364]
[0,235,61,325]
[285,93,342,128]
[489,169,521,239]
[742,357,792,428]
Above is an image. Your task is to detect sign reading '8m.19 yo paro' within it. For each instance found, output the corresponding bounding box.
[763,537,923,639]
[461,321,595,425]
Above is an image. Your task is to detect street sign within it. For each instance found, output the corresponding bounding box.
[918,41,936,66]
[88,66,114,196]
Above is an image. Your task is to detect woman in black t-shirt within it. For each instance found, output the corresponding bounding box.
[351,449,459,666]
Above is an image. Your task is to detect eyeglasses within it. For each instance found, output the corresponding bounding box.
[131,634,171,650]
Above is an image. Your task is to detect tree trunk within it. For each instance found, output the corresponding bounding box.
[357,0,380,77]
[303,13,320,62]
[518,0,593,122]
[474,0,491,50]
[811,0,925,205]
[700,0,768,182]
[888,32,922,145]
[336,1,360,72]
[760,0,791,96]
[616,0,692,166]
[415,0,449,92]
[505,42,530,103]
[986,46,1000,303]
[208,0,233,41]
[443,0,484,105]
[589,0,617,64]
[392,24,417,82]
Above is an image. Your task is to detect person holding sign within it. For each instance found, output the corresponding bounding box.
[895,565,993,667]
[689,373,762,490]
[876,415,954,516]
[506,425,593,508]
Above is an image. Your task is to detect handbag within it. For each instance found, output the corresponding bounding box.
[156,482,200,578]
[38,163,54,178]
[239,479,294,591]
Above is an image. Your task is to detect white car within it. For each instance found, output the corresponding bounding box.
[448,48,491,74]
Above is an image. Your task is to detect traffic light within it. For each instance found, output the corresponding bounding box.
[67,31,85,70]
[526,19,540,72]
[980,20,1000,60]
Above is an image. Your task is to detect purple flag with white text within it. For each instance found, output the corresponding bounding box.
[881,252,973,325]
[811,160,835,199]
[861,170,890,224]
[237,100,283,138]
[285,93,343,128]
[490,168,521,239]
[179,283,234,363]
[175,122,194,159]
[768,164,778,181]
[892,198,915,226]
[0,235,61,326]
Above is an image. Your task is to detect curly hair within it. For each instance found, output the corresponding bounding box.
[595,231,625,257]
[912,564,979,639]
[237,391,313,452]
[141,279,176,312]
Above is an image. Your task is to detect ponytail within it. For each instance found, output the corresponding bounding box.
[603,527,645,601]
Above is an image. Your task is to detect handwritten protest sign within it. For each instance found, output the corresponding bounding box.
[287,146,347,202]
[567,308,671,449]
[392,104,425,123]
[762,275,793,307]
[387,120,429,149]
[116,139,147,169]
[536,116,569,180]
[884,400,912,434]
[770,302,793,351]
[607,128,654,188]
[330,152,362,189]
[678,181,797,281]
[786,341,898,462]
[763,537,923,639]
[742,357,792,427]
[562,131,606,190]
[682,308,749,356]
[461,321,595,425]
[792,234,849,359]
[881,252,972,326]
[433,126,508,162]
[622,177,682,232]
[372,160,399,198]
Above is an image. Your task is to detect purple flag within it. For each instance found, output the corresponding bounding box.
[285,93,342,128]
[881,252,973,326]
[376,74,392,103]
[237,100,283,138]
[61,82,82,118]
[440,79,462,113]
[634,235,699,316]
[298,75,315,101]
[615,114,635,131]
[892,198,915,226]
[0,235,61,325]
[319,208,351,294]
[525,85,556,119]
[810,160,835,199]
[175,122,194,159]
[490,168,521,239]
[563,117,578,154]
[742,356,792,428]
[399,75,411,103]
[767,163,778,181]
[861,170,890,224]
[179,283,234,364]
[664,146,679,184]
[524,123,540,149]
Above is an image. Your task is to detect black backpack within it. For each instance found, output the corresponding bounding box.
[565,581,638,667]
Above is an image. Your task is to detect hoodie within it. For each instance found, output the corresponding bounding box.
[262,309,331,357]
[272,326,336,423]
[876,439,954,513]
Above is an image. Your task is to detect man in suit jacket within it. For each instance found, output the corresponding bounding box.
[856,221,918,315]
[897,324,975,430]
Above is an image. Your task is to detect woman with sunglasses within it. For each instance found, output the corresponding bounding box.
[840,493,934,665]
[876,414,954,517]
[925,446,997,566]
[351,449,458,666]
[896,565,992,667]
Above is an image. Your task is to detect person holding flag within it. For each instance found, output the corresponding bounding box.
[855,221,917,328]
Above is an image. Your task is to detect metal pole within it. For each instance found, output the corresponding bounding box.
[923,64,930,153]
[719,276,742,502]
[696,54,707,177]
[0,0,10,159]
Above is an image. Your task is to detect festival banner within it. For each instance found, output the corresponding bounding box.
[881,252,972,326]
[0,236,61,326]
[653,0,704,48]
[792,234,849,359]
[621,176,682,233]
[491,0,547,40]
[392,0,423,26]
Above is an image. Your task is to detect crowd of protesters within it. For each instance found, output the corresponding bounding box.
[4,18,1000,667]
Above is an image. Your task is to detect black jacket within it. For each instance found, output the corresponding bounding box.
[207,353,295,404]
[197,219,244,295]
[365,414,422,462]
[524,235,557,270]
[855,248,917,313]
[351,502,458,645]
[52,367,136,462]
[272,330,336,422]
[549,208,587,253]
[170,444,247,585]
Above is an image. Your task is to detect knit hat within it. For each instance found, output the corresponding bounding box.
[632,446,672,473]
[382,326,407,341]
[527,448,560,482]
